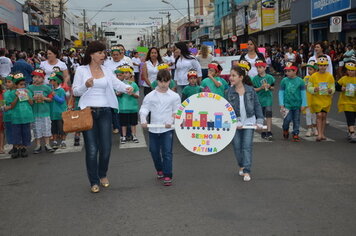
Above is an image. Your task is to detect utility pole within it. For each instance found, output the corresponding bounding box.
[187,0,191,42]
[59,0,64,50]
[230,0,237,49]
[83,9,86,47]
[168,12,171,46]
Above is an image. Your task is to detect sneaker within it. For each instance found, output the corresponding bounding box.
[60,142,67,149]
[132,135,139,143]
[261,132,267,139]
[305,128,312,137]
[120,136,126,144]
[163,177,172,186]
[33,146,42,154]
[266,132,273,141]
[283,130,289,140]
[113,129,119,134]
[349,133,356,143]
[45,144,55,153]
[52,141,59,149]
[74,137,80,146]
[292,134,301,142]
[313,128,318,136]
[157,171,164,179]
[21,148,28,158]
[243,174,251,182]
[8,148,14,154]
[238,168,244,176]
[11,148,19,159]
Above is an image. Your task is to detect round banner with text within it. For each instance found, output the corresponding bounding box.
[174,92,238,156]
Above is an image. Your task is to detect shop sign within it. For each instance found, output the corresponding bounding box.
[311,0,351,20]
[235,7,246,36]
[262,0,277,28]
[347,13,356,22]
[279,0,291,23]
[0,0,24,34]
[247,0,262,34]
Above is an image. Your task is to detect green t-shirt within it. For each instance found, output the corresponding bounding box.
[50,87,67,120]
[182,85,202,100]
[252,74,275,107]
[201,77,229,97]
[9,89,34,124]
[280,77,305,109]
[4,90,13,122]
[151,80,176,90]
[118,80,139,113]
[28,84,52,118]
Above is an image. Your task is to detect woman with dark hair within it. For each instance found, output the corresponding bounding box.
[72,41,133,193]
[239,39,265,78]
[308,41,333,75]
[227,66,263,182]
[141,47,163,96]
[174,42,202,95]
[40,46,70,84]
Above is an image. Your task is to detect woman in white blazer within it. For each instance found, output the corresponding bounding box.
[73,41,133,193]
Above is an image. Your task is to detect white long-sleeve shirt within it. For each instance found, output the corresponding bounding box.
[139,89,181,133]
[72,65,131,109]
[174,57,202,86]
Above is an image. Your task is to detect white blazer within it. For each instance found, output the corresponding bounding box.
[72,65,131,109]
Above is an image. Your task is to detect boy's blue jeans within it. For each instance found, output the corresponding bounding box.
[149,130,174,178]
[282,109,301,135]
[232,129,254,174]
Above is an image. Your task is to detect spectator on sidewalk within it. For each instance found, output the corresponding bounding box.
[0,48,13,80]
[11,52,34,85]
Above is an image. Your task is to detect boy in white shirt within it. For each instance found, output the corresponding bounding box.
[140,69,181,186]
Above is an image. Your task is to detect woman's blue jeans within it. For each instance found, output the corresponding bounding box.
[232,129,254,174]
[83,107,112,186]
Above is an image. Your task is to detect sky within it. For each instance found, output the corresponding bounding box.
[66,0,195,26]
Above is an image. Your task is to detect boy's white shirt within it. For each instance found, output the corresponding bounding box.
[139,88,181,134]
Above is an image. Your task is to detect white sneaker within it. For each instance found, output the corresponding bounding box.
[120,137,126,144]
[238,168,244,176]
[305,128,312,137]
[132,135,139,143]
[243,174,251,182]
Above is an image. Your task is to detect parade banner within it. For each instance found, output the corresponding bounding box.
[175,93,238,156]
[213,56,241,75]
[247,0,262,34]
[102,21,159,28]
[262,0,276,28]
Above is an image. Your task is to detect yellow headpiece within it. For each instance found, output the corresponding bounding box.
[345,61,356,71]
[118,64,133,73]
[157,63,169,71]
[316,55,329,65]
[238,59,251,71]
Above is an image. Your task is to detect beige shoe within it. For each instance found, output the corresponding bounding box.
[113,129,119,134]
[313,128,319,136]
[305,128,312,137]
[90,184,100,193]
[100,178,110,188]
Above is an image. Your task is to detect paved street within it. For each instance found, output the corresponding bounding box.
[1,83,356,236]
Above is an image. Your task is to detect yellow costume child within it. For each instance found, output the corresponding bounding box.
[307,55,335,141]
[336,60,356,143]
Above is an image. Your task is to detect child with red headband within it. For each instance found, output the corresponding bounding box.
[279,62,307,142]
[28,69,55,154]
[252,60,275,140]
[181,69,202,101]
[201,62,228,97]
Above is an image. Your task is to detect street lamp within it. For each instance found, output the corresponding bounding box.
[162,0,191,41]
[159,12,171,46]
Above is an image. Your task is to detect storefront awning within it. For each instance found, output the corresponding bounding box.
[26,34,50,45]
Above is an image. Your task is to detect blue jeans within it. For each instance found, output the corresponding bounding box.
[149,130,174,178]
[5,122,13,144]
[111,109,120,130]
[282,109,301,135]
[232,129,254,174]
[12,123,31,146]
[82,107,112,186]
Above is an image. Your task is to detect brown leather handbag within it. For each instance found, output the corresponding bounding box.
[63,107,93,133]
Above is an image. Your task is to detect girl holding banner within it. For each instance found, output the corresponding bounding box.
[227,65,264,182]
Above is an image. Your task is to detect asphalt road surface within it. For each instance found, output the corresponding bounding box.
[1,78,356,236]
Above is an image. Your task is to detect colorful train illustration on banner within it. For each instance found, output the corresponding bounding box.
[180,110,231,131]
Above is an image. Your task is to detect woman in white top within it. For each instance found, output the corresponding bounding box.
[239,39,265,79]
[141,47,163,96]
[40,46,69,84]
[72,41,133,193]
[104,44,134,74]
[284,47,296,64]
[174,42,202,95]
[196,44,213,79]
